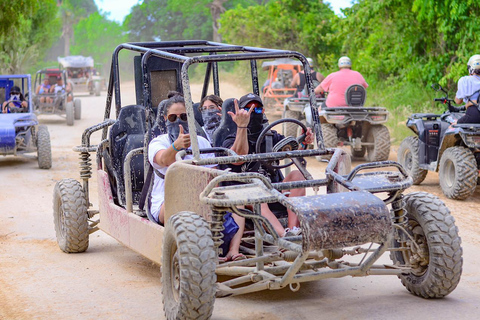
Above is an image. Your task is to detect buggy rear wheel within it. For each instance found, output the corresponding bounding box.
[162,212,216,320]
[66,101,74,126]
[74,98,81,120]
[397,136,428,184]
[390,192,462,298]
[366,125,390,161]
[439,146,477,200]
[37,125,52,169]
[53,178,89,253]
[94,82,101,96]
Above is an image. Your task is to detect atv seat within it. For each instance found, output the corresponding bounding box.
[212,98,236,148]
[107,104,146,206]
[345,84,366,107]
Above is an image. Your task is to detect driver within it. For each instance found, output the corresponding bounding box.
[222,93,314,237]
[314,56,368,108]
[2,86,28,113]
[290,58,325,98]
[453,54,480,124]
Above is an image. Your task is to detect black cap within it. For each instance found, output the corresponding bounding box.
[11,86,21,93]
[239,93,263,109]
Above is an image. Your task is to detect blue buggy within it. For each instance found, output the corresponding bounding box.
[0,74,52,169]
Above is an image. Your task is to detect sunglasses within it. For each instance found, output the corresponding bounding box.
[243,102,263,114]
[167,113,187,122]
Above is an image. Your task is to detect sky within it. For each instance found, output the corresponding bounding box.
[94,0,354,23]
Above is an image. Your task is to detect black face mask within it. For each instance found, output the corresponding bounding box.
[202,110,221,137]
[166,118,189,144]
[247,113,264,135]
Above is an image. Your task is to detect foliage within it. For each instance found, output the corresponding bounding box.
[219,0,341,70]
[0,0,60,74]
[71,12,127,69]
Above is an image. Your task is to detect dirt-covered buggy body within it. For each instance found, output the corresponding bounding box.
[53,41,462,320]
[58,55,103,96]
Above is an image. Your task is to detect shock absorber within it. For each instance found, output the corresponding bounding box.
[79,150,92,206]
[391,194,407,227]
[210,206,226,256]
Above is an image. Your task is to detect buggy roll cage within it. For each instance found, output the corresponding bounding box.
[0,74,33,113]
[101,40,325,160]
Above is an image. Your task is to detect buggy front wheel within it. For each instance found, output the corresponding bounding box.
[162,212,216,320]
[37,125,52,169]
[66,102,74,126]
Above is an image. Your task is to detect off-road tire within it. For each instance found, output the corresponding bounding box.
[390,192,462,298]
[66,101,74,126]
[321,123,338,149]
[74,98,81,120]
[37,125,52,169]
[283,109,301,137]
[397,136,428,184]
[439,146,477,200]
[53,179,89,253]
[366,125,390,161]
[162,212,216,320]
[94,82,101,96]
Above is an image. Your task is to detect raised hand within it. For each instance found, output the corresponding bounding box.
[228,99,253,128]
[303,127,314,145]
[174,124,191,150]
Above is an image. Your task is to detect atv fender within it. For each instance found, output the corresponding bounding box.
[436,130,462,171]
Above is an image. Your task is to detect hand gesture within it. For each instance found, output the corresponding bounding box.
[228,99,253,128]
[174,124,191,150]
[303,127,314,145]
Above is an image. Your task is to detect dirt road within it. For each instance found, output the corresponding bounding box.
[1,84,480,319]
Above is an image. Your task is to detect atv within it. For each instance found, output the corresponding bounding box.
[53,41,462,320]
[0,74,52,169]
[398,83,480,200]
[32,68,81,126]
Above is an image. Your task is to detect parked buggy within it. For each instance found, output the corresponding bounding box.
[53,41,462,320]
[58,55,103,96]
[0,74,52,169]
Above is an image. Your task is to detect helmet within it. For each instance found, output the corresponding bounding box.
[468,54,480,74]
[338,56,352,68]
[306,57,314,67]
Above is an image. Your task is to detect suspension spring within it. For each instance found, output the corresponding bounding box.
[79,151,92,180]
[391,194,408,227]
[210,207,226,256]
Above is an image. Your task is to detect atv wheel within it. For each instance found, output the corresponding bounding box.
[66,101,74,126]
[366,125,390,161]
[390,192,462,298]
[74,98,81,120]
[37,125,52,169]
[321,123,338,149]
[53,178,89,253]
[397,136,428,184]
[94,82,101,96]
[439,146,477,200]
[283,109,301,137]
[162,212,216,320]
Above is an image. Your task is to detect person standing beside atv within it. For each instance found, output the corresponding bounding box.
[453,54,480,124]
[222,93,314,237]
[314,56,368,107]
[290,58,325,98]
[2,86,28,113]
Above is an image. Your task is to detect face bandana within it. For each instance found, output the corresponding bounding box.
[202,110,221,138]
[11,94,20,100]
[166,118,189,144]
[247,113,264,139]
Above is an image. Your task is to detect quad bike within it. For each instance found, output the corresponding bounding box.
[398,83,480,200]
[58,55,103,96]
[32,68,81,126]
[318,85,391,161]
[0,74,52,169]
[52,41,462,320]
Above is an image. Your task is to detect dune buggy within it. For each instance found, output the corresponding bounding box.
[53,41,462,320]
[398,83,480,200]
[0,74,51,169]
[261,58,302,109]
[58,55,103,96]
[32,68,81,126]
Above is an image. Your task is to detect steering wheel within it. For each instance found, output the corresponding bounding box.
[255,118,308,169]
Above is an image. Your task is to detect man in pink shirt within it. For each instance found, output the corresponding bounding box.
[314,56,368,107]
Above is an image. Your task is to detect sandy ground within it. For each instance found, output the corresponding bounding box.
[1,83,480,319]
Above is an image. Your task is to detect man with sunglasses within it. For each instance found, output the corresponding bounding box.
[2,86,28,113]
[222,93,314,237]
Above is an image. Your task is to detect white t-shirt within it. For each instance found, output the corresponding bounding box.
[148,134,215,222]
[456,75,480,103]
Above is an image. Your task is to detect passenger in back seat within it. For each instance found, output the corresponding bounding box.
[199,94,223,142]
[148,94,252,261]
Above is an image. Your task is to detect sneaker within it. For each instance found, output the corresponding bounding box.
[284,226,302,237]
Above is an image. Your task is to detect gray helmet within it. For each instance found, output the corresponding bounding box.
[306,57,314,67]
[467,54,480,74]
[338,56,352,69]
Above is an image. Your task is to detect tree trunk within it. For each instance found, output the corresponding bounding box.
[208,0,228,43]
